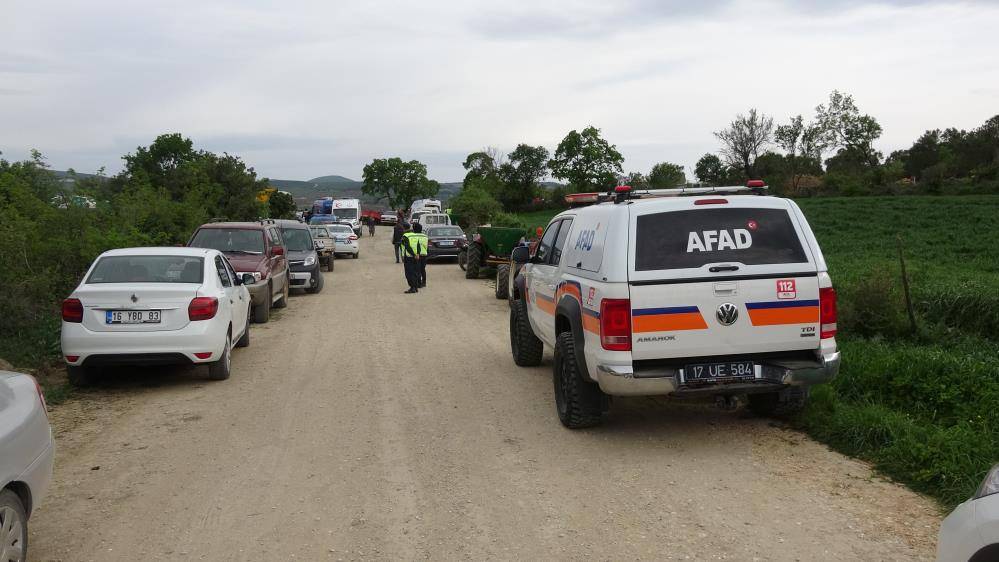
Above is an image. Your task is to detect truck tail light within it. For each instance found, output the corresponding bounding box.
[820,287,837,339]
[62,298,83,322]
[188,297,219,321]
[600,299,632,351]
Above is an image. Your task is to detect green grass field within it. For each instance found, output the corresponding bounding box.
[516,195,999,507]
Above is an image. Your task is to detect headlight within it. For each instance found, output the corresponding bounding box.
[239,271,262,282]
[304,255,317,267]
[976,464,999,499]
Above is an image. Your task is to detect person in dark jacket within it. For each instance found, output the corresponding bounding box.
[392,221,405,263]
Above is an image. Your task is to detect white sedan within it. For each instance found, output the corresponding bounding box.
[61,247,252,385]
[325,224,360,259]
[1,370,54,562]
[938,464,999,561]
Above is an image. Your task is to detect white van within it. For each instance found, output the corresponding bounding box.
[330,199,362,236]
[509,183,840,428]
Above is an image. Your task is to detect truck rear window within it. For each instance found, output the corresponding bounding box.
[634,208,808,271]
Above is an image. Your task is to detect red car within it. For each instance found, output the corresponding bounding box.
[188,220,290,323]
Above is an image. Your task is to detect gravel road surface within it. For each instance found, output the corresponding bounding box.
[30,234,942,561]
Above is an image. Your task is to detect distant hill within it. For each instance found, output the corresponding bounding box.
[306,175,357,184]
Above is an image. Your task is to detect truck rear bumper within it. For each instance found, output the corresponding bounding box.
[594,350,840,397]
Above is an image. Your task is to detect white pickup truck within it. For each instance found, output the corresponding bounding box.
[509,183,840,428]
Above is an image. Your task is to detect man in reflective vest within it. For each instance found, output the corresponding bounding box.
[401,223,428,294]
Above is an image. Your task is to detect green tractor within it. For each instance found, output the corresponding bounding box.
[458,226,526,299]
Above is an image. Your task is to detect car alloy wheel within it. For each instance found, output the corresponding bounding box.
[0,500,26,562]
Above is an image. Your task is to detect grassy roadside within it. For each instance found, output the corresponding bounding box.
[514,195,999,508]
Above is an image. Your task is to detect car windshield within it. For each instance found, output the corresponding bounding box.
[423,215,448,225]
[309,227,331,238]
[332,208,358,220]
[87,256,204,284]
[329,226,353,235]
[281,228,314,251]
[428,227,463,237]
[309,215,336,225]
[190,228,264,254]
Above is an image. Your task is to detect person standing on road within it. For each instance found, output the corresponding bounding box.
[368,215,376,237]
[392,220,405,263]
[414,222,428,288]
[401,223,428,294]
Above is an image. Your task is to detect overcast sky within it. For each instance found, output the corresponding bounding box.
[2,0,998,182]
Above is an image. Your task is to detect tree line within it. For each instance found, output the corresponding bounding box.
[0,133,294,367]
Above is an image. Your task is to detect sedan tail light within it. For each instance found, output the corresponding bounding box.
[188,297,219,321]
[31,376,48,418]
[820,287,837,339]
[62,298,83,322]
[600,299,632,351]
[348,235,358,241]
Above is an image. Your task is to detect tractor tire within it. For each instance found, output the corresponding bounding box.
[553,332,605,429]
[495,264,510,300]
[747,386,810,418]
[465,242,482,279]
[457,248,467,271]
[510,299,543,367]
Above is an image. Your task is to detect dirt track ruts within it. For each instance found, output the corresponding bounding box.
[30,232,942,561]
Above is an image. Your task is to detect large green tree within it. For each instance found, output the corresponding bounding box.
[549,126,624,192]
[267,190,296,219]
[695,153,726,186]
[714,108,774,177]
[647,161,686,188]
[361,157,440,210]
[775,115,825,191]
[814,90,883,167]
[498,144,549,210]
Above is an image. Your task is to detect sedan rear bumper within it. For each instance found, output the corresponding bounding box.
[61,318,229,366]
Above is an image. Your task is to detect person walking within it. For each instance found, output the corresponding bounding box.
[392,220,405,263]
[400,223,428,293]
[367,215,376,237]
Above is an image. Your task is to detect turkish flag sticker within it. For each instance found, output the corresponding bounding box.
[747,219,758,231]
[777,279,796,300]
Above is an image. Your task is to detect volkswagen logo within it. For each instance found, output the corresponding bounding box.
[716,303,739,326]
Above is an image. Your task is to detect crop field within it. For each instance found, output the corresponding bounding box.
[516,195,999,507]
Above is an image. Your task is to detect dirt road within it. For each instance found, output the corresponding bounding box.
[31,234,942,561]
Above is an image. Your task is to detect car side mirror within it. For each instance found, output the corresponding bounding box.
[271,246,285,257]
[241,273,256,285]
[511,246,530,265]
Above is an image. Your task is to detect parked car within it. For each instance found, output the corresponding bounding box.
[276,220,324,294]
[0,370,54,562]
[188,220,289,323]
[325,223,360,258]
[425,225,467,260]
[379,211,398,225]
[509,183,840,428]
[308,225,336,271]
[61,247,252,385]
[937,464,999,561]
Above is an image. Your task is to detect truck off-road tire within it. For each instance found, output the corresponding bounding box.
[465,242,482,279]
[457,248,467,271]
[747,386,809,417]
[510,299,543,367]
[253,291,271,323]
[0,488,28,561]
[553,332,605,429]
[327,256,335,272]
[495,264,510,300]
[208,333,232,381]
[274,279,289,309]
[235,310,250,348]
[67,365,97,387]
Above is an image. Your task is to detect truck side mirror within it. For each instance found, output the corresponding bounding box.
[511,246,530,265]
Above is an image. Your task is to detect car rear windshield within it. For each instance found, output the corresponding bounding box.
[329,226,353,235]
[281,228,314,251]
[190,228,264,254]
[634,208,808,271]
[428,227,463,237]
[87,256,204,284]
[332,208,358,220]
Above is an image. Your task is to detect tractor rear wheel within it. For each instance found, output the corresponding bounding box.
[465,242,482,279]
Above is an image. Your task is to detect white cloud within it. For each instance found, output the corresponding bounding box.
[1,0,997,181]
